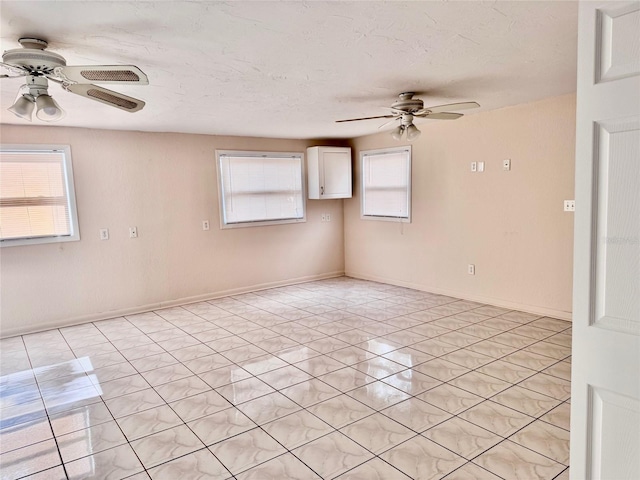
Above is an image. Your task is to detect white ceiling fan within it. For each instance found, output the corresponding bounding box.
[1,37,148,122]
[337,92,480,141]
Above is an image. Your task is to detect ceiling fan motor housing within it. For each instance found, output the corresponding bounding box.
[2,38,66,75]
[392,92,424,113]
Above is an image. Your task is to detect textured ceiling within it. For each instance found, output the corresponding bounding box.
[0,1,578,139]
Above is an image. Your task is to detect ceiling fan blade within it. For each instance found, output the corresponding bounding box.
[1,62,28,77]
[54,65,149,85]
[420,112,463,120]
[378,117,401,129]
[336,114,396,123]
[65,84,145,112]
[415,101,480,115]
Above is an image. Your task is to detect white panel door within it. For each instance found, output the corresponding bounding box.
[571,2,640,479]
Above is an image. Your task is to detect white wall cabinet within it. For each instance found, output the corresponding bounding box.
[307,146,352,199]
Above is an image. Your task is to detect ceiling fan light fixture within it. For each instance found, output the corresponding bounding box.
[8,94,36,121]
[406,124,421,141]
[391,125,404,140]
[35,94,65,122]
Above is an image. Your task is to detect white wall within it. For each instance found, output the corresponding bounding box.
[344,94,576,319]
[0,126,345,337]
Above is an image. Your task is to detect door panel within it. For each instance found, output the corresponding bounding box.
[596,3,640,82]
[593,118,640,333]
[589,386,640,479]
[571,2,640,479]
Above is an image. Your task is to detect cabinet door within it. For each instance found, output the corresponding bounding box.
[321,151,351,198]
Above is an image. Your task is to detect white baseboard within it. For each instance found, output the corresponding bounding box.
[1,271,345,338]
[346,271,573,321]
[3,269,572,338]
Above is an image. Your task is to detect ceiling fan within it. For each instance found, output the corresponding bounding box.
[1,37,148,122]
[337,92,480,141]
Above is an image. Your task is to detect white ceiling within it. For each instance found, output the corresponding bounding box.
[0,1,578,139]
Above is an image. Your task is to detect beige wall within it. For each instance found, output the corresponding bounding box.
[344,94,576,319]
[0,94,576,336]
[0,126,345,337]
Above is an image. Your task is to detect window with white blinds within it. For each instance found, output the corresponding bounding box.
[216,150,305,227]
[0,145,80,247]
[361,146,411,222]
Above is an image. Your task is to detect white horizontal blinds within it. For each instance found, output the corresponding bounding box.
[362,149,410,218]
[220,153,303,224]
[0,150,72,240]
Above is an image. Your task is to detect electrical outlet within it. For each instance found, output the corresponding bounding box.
[468,264,475,275]
[478,161,485,172]
[503,159,511,171]
[326,213,331,222]
[564,200,575,212]
[129,227,138,238]
[202,220,210,230]
[471,162,477,172]
[99,228,109,240]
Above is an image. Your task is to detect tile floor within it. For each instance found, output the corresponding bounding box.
[0,277,571,479]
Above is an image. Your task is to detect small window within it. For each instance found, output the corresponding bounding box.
[216,150,306,228]
[0,145,80,247]
[361,146,411,222]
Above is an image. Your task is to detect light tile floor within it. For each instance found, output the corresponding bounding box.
[0,277,571,479]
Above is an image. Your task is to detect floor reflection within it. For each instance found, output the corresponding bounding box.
[1,357,102,429]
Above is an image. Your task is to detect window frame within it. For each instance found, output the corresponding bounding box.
[360,146,412,223]
[215,149,307,229]
[0,144,81,247]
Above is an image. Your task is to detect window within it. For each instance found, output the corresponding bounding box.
[361,146,411,222]
[216,150,305,228]
[0,145,80,247]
